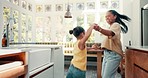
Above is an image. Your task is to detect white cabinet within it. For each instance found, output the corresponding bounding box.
[8,45,64,78]
[26,48,53,78]
[51,47,64,78]
[28,49,51,72]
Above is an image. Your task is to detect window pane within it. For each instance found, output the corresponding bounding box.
[100,1,109,9]
[87,14,95,42]
[44,16,51,42]
[36,5,43,12]
[54,16,64,42]
[111,1,119,9]
[22,0,27,9]
[63,18,74,42]
[36,17,43,42]
[45,5,51,12]
[87,2,95,10]
[28,15,32,42]
[12,10,19,42]
[28,3,32,11]
[87,14,95,25]
[3,6,11,43]
[76,3,84,10]
[3,7,10,35]
[99,12,109,28]
[77,15,84,26]
[13,0,19,6]
[21,13,26,42]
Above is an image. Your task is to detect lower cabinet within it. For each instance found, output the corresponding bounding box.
[125,48,148,78]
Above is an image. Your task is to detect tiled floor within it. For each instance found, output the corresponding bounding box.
[64,65,97,78]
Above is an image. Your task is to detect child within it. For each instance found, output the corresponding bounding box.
[66,25,94,78]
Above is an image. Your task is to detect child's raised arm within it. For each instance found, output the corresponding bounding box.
[78,24,95,50]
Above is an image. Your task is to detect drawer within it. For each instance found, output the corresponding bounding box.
[28,49,51,71]
[0,65,27,78]
[134,50,148,71]
[31,65,53,78]
[134,65,148,78]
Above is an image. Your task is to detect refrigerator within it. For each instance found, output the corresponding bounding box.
[141,4,148,46]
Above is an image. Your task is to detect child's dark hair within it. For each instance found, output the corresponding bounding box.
[69,26,85,37]
[108,10,131,33]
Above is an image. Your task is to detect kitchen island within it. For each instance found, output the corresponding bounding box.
[1,44,64,78]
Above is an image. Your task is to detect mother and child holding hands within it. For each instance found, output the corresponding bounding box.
[66,10,131,78]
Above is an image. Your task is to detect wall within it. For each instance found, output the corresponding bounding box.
[122,0,139,47]
[121,0,133,50]
[132,0,141,46]
[122,0,148,47]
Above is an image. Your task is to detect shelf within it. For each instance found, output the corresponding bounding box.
[0,50,27,78]
[0,61,23,71]
[0,65,27,78]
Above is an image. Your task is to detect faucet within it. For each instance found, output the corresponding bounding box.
[5,17,15,47]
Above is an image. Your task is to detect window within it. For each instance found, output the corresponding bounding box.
[12,10,19,42]
[21,0,27,9]
[36,5,43,12]
[21,13,27,42]
[3,7,10,35]
[36,17,43,42]
[44,16,51,42]
[27,15,32,42]
[2,0,121,43]
[87,14,95,42]
[77,15,84,27]
[13,0,19,6]
[63,18,74,42]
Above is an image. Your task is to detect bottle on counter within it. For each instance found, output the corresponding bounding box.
[2,34,7,47]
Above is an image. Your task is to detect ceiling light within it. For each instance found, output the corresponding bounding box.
[64,4,72,18]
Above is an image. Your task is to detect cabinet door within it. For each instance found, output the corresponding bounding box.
[125,49,134,78]
[29,49,51,71]
[33,66,53,78]
[134,66,148,78]
[51,47,64,78]
[134,50,148,71]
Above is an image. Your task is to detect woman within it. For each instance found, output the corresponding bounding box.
[94,10,131,78]
[66,25,94,78]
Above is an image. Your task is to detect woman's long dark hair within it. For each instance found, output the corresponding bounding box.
[108,10,131,33]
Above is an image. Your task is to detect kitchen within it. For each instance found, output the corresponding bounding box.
[0,0,148,78]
